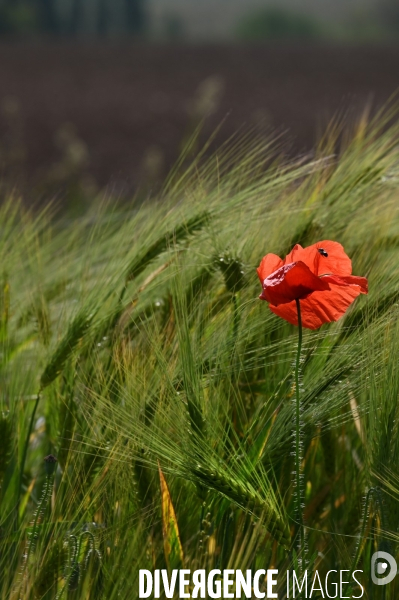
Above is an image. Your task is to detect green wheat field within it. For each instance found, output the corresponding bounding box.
[2,111,399,599]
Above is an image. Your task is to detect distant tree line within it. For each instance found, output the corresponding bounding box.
[0,0,146,36]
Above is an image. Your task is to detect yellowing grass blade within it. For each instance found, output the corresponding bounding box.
[158,464,184,570]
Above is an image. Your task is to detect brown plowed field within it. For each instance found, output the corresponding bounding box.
[0,41,398,197]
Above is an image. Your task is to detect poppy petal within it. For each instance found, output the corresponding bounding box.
[321,275,368,294]
[257,253,284,283]
[260,261,330,305]
[269,278,367,329]
[284,241,352,277]
[283,243,304,265]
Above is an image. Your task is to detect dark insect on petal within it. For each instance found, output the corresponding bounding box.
[318,248,329,257]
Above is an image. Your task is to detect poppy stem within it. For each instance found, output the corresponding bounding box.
[294,298,305,571]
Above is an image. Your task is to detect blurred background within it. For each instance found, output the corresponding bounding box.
[0,0,398,207]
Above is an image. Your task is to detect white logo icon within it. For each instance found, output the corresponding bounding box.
[371,551,397,585]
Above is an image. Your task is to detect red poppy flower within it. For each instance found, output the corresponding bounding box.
[257,241,368,329]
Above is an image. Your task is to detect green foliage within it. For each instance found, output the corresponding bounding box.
[125,210,210,282]
[2,113,399,597]
[0,412,12,485]
[0,2,38,35]
[237,8,320,41]
[0,0,147,37]
[40,310,94,391]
